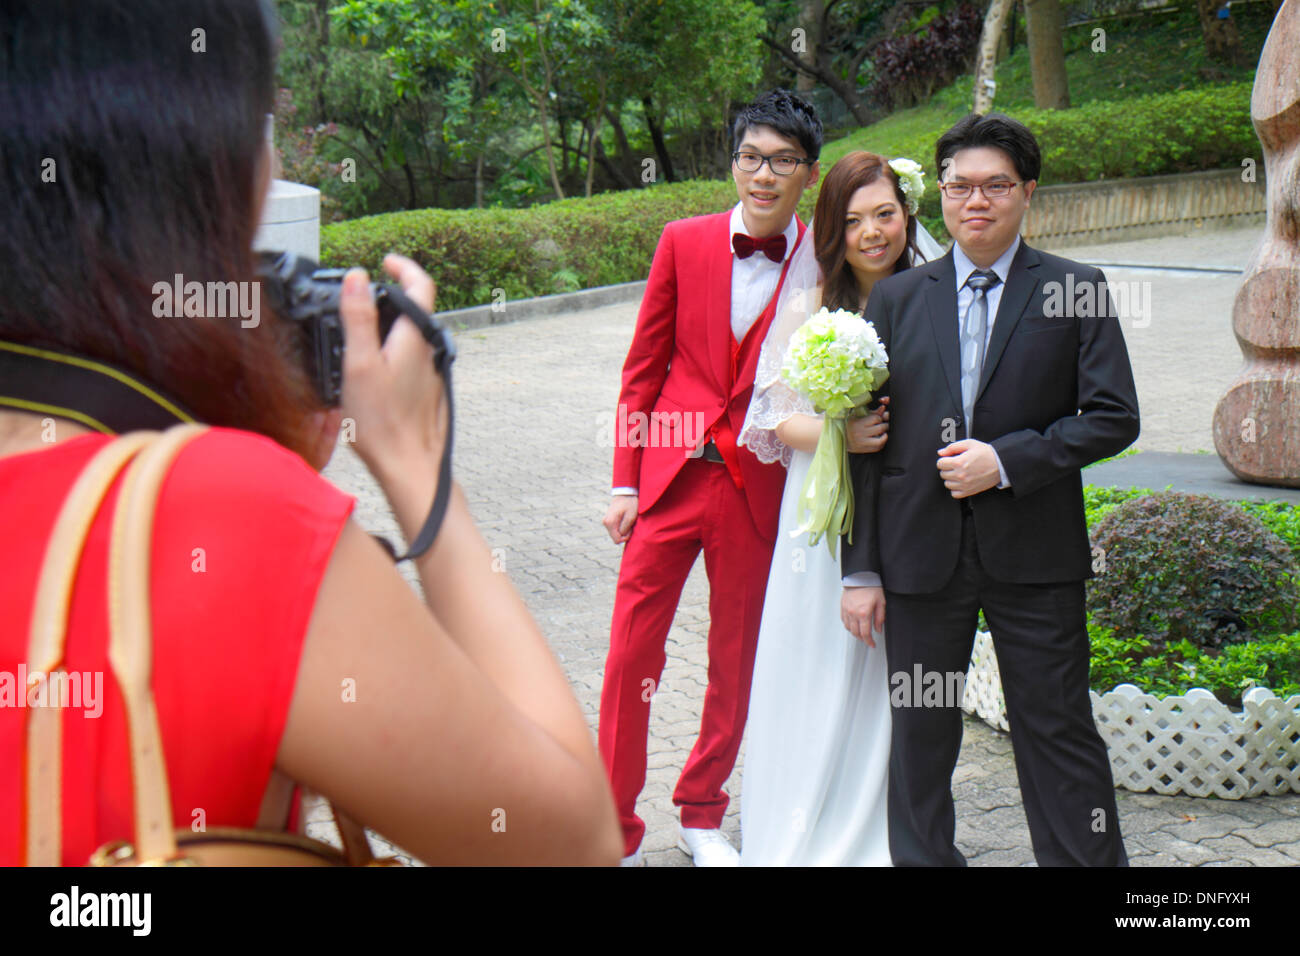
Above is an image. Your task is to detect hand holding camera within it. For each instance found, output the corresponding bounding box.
[258,249,455,559]
[336,255,446,490]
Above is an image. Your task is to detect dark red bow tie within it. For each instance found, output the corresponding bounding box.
[733,232,787,263]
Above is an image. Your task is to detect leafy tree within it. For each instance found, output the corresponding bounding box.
[276,0,457,214]
[758,0,897,126]
[601,0,764,183]
[332,0,606,201]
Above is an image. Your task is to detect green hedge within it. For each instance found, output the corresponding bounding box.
[1030,83,1258,184]
[321,82,1259,310]
[322,179,734,312]
[1089,626,1300,706]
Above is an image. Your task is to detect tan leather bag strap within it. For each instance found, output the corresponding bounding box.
[108,423,209,863]
[114,425,376,865]
[24,432,157,866]
[256,768,297,830]
[256,774,376,864]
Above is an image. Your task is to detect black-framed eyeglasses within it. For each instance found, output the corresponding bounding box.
[939,180,1024,200]
[732,151,814,176]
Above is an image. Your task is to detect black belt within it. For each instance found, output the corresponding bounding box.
[701,439,725,463]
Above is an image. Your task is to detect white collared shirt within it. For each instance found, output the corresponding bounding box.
[729,202,798,343]
[952,235,1021,354]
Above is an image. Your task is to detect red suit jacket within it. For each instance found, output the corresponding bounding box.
[613,211,807,540]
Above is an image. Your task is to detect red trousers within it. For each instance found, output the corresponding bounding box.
[598,457,777,855]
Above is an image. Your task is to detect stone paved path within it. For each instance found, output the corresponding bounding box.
[316,225,1300,866]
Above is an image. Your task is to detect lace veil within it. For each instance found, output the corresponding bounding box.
[738,221,947,466]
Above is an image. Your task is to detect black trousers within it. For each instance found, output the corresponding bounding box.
[883,510,1128,866]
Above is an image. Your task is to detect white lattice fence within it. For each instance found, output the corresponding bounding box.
[960,630,1300,798]
[961,630,1009,732]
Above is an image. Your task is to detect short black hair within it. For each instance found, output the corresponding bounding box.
[731,89,823,162]
[935,113,1042,184]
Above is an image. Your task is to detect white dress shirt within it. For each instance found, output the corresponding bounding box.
[842,238,1018,589]
[611,204,799,497]
[728,202,798,343]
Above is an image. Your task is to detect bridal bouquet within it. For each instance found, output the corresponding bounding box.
[780,308,889,557]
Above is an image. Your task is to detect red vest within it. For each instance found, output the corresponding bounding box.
[706,251,801,492]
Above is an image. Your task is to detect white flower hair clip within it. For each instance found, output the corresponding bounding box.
[888,157,925,215]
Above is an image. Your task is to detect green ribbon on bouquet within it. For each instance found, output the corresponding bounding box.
[792,374,887,560]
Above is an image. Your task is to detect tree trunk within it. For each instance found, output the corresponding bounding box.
[594,138,634,189]
[586,81,606,198]
[796,0,822,93]
[974,0,1019,113]
[1196,0,1246,65]
[641,96,677,183]
[529,87,566,199]
[603,108,634,167]
[475,152,484,209]
[314,0,331,121]
[402,161,417,210]
[814,59,876,126]
[1024,0,1070,109]
[530,0,566,199]
[559,115,572,180]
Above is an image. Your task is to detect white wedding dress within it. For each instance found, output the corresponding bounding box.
[737,220,944,866]
[738,407,893,866]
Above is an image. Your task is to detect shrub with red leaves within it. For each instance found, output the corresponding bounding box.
[869,5,984,111]
[1087,491,1300,651]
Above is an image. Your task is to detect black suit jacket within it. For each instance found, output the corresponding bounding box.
[842,240,1140,593]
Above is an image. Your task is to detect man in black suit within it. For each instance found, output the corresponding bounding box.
[840,113,1138,866]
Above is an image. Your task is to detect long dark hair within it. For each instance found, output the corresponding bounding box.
[813,152,919,314]
[0,0,321,458]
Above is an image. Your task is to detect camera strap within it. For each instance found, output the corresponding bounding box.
[374,287,457,564]
[0,341,196,433]
[0,337,455,564]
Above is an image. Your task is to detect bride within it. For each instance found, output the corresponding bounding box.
[738,151,943,866]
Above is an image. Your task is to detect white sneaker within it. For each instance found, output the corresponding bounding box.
[619,846,645,867]
[677,826,739,867]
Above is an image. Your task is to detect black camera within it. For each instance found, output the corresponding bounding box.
[257,250,455,406]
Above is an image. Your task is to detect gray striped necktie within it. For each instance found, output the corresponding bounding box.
[961,269,1000,434]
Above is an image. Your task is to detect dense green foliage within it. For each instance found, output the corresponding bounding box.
[1087,491,1299,648]
[286,0,765,214]
[1089,625,1300,707]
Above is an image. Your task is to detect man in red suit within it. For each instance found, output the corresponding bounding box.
[599,90,823,866]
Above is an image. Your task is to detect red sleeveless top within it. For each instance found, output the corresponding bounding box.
[0,427,354,865]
